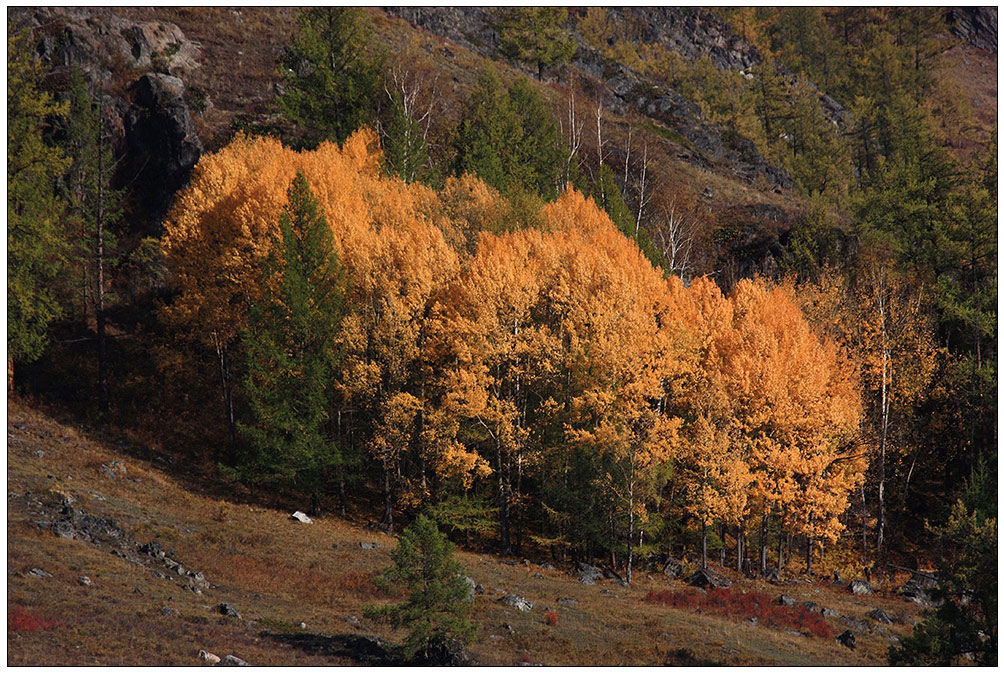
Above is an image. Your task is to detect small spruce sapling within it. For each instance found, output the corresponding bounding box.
[366,515,476,659]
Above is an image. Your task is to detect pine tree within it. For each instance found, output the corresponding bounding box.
[60,68,123,414]
[367,515,477,660]
[236,171,345,497]
[7,27,70,384]
[496,7,576,81]
[277,8,381,148]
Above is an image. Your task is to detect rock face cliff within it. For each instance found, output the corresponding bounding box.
[384,7,794,190]
[948,7,998,53]
[10,7,203,230]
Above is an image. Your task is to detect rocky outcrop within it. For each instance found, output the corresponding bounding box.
[9,7,203,230]
[948,7,998,53]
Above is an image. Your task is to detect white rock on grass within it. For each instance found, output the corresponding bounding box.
[290,511,313,524]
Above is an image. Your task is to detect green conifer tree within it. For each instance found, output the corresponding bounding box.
[367,515,477,659]
[236,171,345,499]
[7,28,70,384]
[277,8,381,148]
[496,7,576,81]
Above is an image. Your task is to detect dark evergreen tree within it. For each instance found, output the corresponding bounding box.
[889,459,997,666]
[496,7,576,81]
[60,69,123,414]
[236,171,345,498]
[366,515,477,659]
[7,28,70,385]
[277,8,381,148]
[453,67,562,200]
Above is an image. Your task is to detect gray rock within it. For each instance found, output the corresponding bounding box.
[27,567,51,578]
[360,542,382,550]
[346,615,360,626]
[842,616,869,633]
[662,558,683,579]
[500,594,534,612]
[101,460,126,479]
[290,511,313,524]
[463,576,476,602]
[848,579,874,595]
[836,630,856,650]
[217,603,241,619]
[215,654,249,666]
[576,562,603,585]
[868,608,896,624]
[78,576,92,586]
[557,597,579,607]
[35,450,45,458]
[161,606,180,617]
[686,567,732,590]
[540,563,555,571]
[776,594,797,607]
[822,608,842,618]
[800,601,820,613]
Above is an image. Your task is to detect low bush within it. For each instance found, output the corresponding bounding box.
[645,588,834,638]
[544,609,558,626]
[9,606,59,634]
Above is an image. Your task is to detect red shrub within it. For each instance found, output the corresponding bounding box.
[544,609,558,626]
[644,588,834,638]
[8,605,59,633]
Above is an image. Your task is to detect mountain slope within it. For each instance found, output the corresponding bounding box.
[9,398,924,666]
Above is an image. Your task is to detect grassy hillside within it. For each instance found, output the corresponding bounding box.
[9,398,924,666]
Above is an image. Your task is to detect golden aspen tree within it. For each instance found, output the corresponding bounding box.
[723,279,862,576]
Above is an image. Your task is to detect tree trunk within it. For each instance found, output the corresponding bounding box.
[760,514,769,576]
[627,477,634,584]
[719,522,727,566]
[776,522,784,577]
[736,524,744,573]
[214,337,237,449]
[701,519,708,569]
[96,129,109,415]
[497,445,511,554]
[338,474,347,517]
[806,535,813,575]
[382,463,393,531]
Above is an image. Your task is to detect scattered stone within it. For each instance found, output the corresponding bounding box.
[776,594,797,607]
[557,597,579,607]
[800,601,820,613]
[215,654,249,666]
[897,572,937,606]
[78,576,92,586]
[842,616,869,633]
[540,563,555,571]
[619,579,629,587]
[533,573,543,579]
[161,606,180,617]
[463,576,476,602]
[599,589,612,595]
[499,559,517,566]
[836,630,856,650]
[848,579,874,595]
[296,621,307,629]
[475,584,484,595]
[576,562,603,585]
[290,511,313,524]
[346,615,360,626]
[51,521,75,539]
[822,608,842,618]
[217,603,242,619]
[522,559,531,566]
[199,650,221,664]
[662,558,683,579]
[359,542,382,550]
[869,608,896,624]
[35,450,45,458]
[686,567,732,590]
[27,567,51,578]
[499,594,534,612]
[747,616,758,625]
[100,460,127,480]
[785,629,805,638]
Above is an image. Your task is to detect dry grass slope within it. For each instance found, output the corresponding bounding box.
[8,398,923,666]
